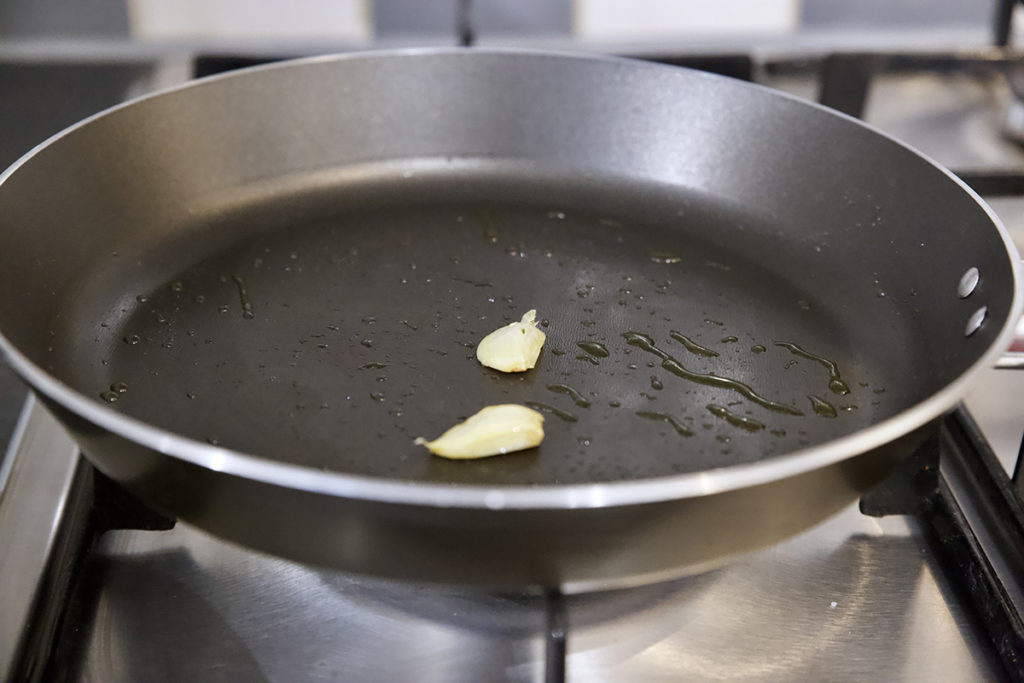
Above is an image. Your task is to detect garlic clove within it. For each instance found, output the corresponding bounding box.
[476,309,546,373]
[414,404,545,459]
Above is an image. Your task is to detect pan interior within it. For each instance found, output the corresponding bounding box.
[59,161,916,486]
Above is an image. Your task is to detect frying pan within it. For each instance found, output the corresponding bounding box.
[0,49,1020,591]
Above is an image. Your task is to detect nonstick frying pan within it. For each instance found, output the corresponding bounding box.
[0,49,1020,591]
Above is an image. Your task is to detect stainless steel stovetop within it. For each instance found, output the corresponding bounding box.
[2,44,1024,682]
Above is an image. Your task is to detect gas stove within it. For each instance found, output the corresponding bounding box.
[2,43,1024,682]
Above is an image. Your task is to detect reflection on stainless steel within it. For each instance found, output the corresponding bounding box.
[568,510,992,681]
[0,395,80,675]
[69,503,994,682]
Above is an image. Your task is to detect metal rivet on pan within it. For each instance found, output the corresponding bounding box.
[958,267,980,298]
[965,305,987,337]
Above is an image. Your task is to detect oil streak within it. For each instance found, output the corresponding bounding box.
[623,332,803,416]
[808,395,838,418]
[524,401,578,422]
[479,206,500,243]
[774,341,850,395]
[546,383,592,408]
[707,404,765,432]
[231,274,255,319]
[669,330,719,357]
[635,411,694,436]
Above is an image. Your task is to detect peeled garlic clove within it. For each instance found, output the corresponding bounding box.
[414,404,544,459]
[476,309,546,373]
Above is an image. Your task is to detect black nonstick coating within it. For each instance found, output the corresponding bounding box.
[71,164,906,486]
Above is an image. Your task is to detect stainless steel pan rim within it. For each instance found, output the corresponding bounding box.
[0,48,1021,510]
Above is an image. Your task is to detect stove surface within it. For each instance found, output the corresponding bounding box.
[63,482,992,682]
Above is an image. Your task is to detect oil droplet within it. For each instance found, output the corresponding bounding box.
[370,392,386,403]
[194,295,206,304]
[873,387,886,394]
[577,436,591,446]
[651,251,682,264]
[170,281,184,292]
[775,341,850,395]
[751,345,766,354]
[551,348,566,356]
[546,384,592,408]
[207,437,219,445]
[798,299,812,311]
[707,404,765,432]
[704,319,724,326]
[99,391,119,403]
[361,362,388,370]
[808,395,838,418]
[576,341,609,358]
[635,411,694,436]
[540,319,550,328]
[581,320,596,328]
[218,305,230,314]
[524,401,578,422]
[623,332,802,415]
[841,404,859,412]
[720,336,738,344]
[770,428,786,437]
[716,434,732,444]
[123,334,141,345]
[136,294,148,303]
[609,400,621,408]
[828,379,850,394]
[186,392,196,400]
[361,339,374,348]
[784,360,798,369]
[669,331,719,357]
[575,355,599,365]
[650,376,664,391]
[110,382,128,393]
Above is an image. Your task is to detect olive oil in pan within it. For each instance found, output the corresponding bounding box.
[706,404,766,432]
[523,401,578,423]
[668,330,719,357]
[231,274,255,319]
[546,383,592,408]
[635,411,694,436]
[808,395,838,418]
[576,341,610,358]
[622,332,803,416]
[774,341,851,395]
